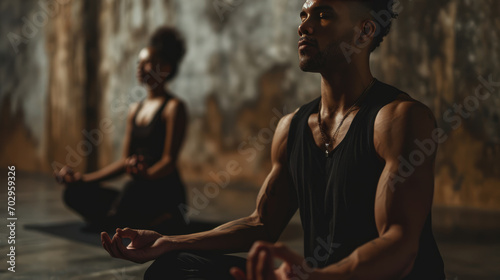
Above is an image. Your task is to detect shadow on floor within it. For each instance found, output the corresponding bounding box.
[24,219,233,247]
[25,221,105,247]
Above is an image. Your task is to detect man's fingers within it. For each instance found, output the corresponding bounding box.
[230,267,247,280]
[268,243,304,267]
[116,228,139,239]
[110,234,126,259]
[103,230,142,263]
[256,249,275,280]
[247,241,262,280]
[247,241,274,280]
[101,232,115,257]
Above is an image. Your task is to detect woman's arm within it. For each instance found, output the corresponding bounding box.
[80,103,140,183]
[143,98,187,180]
[101,113,299,264]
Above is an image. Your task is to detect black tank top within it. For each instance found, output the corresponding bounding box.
[287,80,445,279]
[129,98,170,166]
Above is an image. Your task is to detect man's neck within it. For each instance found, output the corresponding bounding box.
[320,65,373,115]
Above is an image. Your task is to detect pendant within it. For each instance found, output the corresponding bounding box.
[325,143,330,158]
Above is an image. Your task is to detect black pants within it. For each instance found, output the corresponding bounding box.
[63,177,186,233]
[144,251,247,280]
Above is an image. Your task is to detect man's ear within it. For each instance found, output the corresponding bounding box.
[353,19,376,51]
[360,19,377,43]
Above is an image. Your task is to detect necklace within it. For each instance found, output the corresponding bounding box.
[317,78,376,158]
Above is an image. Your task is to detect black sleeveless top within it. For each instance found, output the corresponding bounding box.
[129,98,170,167]
[287,80,445,279]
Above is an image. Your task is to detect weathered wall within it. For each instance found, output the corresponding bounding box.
[0,0,499,209]
[370,0,500,208]
[0,0,51,171]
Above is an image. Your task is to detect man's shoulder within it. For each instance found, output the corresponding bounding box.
[377,93,435,125]
[374,90,438,158]
[281,97,321,129]
[275,108,300,140]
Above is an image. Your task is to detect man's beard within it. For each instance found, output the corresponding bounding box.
[299,34,354,72]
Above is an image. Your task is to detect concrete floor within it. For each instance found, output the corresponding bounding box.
[0,171,499,280]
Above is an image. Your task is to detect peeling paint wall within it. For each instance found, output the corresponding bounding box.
[1,0,499,209]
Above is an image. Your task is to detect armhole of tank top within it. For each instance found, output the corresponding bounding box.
[286,98,319,169]
[367,89,406,160]
[157,98,169,120]
[286,111,300,168]
[367,105,383,160]
[160,96,176,123]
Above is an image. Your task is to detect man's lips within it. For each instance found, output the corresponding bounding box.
[298,39,317,50]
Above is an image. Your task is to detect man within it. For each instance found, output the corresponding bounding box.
[102,0,446,279]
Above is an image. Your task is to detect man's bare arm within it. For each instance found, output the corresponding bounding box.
[163,113,298,254]
[102,112,299,262]
[316,98,438,280]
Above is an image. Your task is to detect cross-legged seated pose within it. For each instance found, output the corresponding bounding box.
[56,27,189,234]
[102,1,445,279]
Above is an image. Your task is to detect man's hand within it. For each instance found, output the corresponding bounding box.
[231,241,320,280]
[124,155,149,178]
[54,166,82,184]
[101,228,169,264]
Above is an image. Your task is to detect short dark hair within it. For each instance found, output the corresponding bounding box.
[148,26,186,81]
[359,0,398,52]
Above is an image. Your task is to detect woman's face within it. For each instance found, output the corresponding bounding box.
[136,47,171,88]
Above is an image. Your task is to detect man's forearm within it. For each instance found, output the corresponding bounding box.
[161,215,271,254]
[317,234,417,280]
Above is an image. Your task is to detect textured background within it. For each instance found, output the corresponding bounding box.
[1,0,500,210]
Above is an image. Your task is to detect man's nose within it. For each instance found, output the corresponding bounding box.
[298,18,313,36]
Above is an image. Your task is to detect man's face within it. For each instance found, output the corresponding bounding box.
[298,0,359,72]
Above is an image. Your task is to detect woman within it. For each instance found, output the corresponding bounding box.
[55,27,188,233]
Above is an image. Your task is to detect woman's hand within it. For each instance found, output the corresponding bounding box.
[101,228,171,264]
[231,241,321,280]
[125,155,149,179]
[54,166,82,184]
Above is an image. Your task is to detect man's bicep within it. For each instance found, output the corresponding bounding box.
[252,113,298,241]
[254,162,297,240]
[374,101,437,242]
